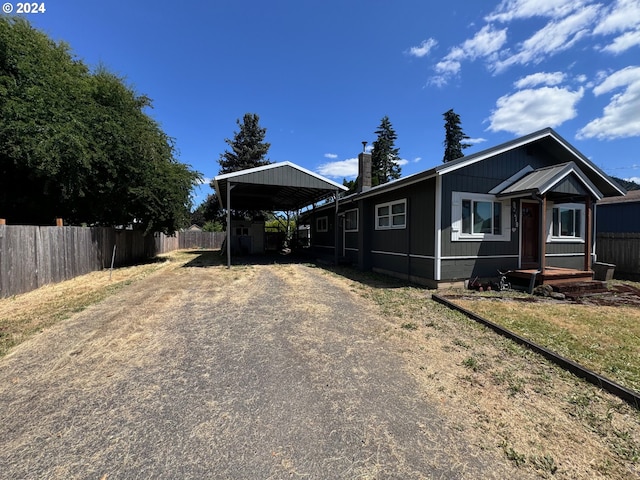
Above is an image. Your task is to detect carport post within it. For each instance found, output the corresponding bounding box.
[334,191,339,265]
[226,183,235,269]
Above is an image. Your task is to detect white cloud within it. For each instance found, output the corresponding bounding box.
[317,157,358,178]
[601,29,640,54]
[514,72,566,88]
[432,25,507,83]
[593,0,640,35]
[324,153,338,159]
[577,66,640,139]
[396,158,409,167]
[626,176,640,183]
[486,0,591,23]
[494,5,601,72]
[407,38,438,58]
[413,157,422,163]
[594,0,640,53]
[488,86,584,135]
[467,137,488,145]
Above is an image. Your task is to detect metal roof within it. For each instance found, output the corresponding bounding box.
[598,189,640,205]
[497,162,603,199]
[213,161,347,211]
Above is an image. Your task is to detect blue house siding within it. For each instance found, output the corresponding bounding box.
[597,202,640,233]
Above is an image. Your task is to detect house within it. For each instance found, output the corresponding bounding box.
[303,128,625,288]
[595,189,640,281]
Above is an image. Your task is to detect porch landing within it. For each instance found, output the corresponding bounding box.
[507,267,595,289]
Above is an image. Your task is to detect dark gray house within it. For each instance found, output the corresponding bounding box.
[304,128,625,288]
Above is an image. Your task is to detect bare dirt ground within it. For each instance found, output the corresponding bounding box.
[0,252,638,479]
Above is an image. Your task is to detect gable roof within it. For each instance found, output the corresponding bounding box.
[496,162,603,200]
[356,128,625,200]
[214,161,347,211]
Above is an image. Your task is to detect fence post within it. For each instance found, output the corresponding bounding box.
[0,219,5,225]
[55,218,64,227]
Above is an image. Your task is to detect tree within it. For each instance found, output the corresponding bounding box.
[0,17,200,233]
[217,113,271,175]
[342,178,357,195]
[371,116,401,186]
[442,109,471,163]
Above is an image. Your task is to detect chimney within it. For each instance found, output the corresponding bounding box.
[358,142,372,192]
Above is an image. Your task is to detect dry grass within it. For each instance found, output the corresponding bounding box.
[2,252,639,478]
[325,265,640,479]
[0,251,192,358]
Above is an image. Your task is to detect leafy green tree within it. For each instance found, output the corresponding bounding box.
[342,178,357,195]
[0,17,200,233]
[217,113,271,175]
[442,109,471,163]
[371,116,401,186]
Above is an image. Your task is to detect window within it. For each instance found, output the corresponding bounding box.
[549,203,584,241]
[235,227,249,236]
[375,200,406,230]
[452,192,509,241]
[316,216,328,232]
[344,209,358,232]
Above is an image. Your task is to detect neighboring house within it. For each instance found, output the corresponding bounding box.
[186,224,203,231]
[303,128,625,288]
[595,189,640,281]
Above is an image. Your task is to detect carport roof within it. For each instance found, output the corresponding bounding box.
[213,161,347,211]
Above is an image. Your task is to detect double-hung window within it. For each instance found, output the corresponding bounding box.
[344,209,358,232]
[549,203,584,241]
[375,200,406,230]
[452,192,509,241]
[316,216,328,232]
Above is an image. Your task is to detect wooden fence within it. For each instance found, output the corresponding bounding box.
[596,232,640,281]
[0,226,225,298]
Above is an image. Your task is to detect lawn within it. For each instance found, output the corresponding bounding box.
[447,284,640,393]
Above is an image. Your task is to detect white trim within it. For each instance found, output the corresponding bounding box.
[441,254,519,260]
[410,254,436,260]
[451,192,511,241]
[371,250,408,257]
[546,202,585,243]
[435,175,442,281]
[214,161,348,190]
[544,253,585,257]
[344,247,359,252]
[375,199,407,230]
[489,165,534,194]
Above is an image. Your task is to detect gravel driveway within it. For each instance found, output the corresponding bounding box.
[0,255,529,479]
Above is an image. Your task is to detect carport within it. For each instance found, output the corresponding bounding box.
[213,161,348,267]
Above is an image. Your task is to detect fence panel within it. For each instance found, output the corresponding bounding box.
[596,232,640,281]
[0,226,225,298]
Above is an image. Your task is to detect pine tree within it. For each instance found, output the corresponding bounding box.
[442,109,471,163]
[371,116,401,186]
[218,113,271,175]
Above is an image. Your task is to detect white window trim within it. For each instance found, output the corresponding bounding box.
[547,202,585,243]
[344,208,359,232]
[375,199,406,230]
[451,191,510,242]
[316,216,328,233]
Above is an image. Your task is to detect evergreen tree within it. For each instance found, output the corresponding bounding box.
[442,109,471,163]
[217,113,271,175]
[371,116,401,186]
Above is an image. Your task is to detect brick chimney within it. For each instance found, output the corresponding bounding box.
[357,143,372,192]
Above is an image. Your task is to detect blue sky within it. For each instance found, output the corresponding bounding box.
[19,0,640,205]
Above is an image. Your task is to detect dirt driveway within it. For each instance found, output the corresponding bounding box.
[0,254,533,479]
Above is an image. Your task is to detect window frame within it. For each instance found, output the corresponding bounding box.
[451,192,510,241]
[344,208,359,232]
[316,216,328,233]
[375,199,406,230]
[547,202,585,243]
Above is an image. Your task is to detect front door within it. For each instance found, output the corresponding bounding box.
[521,201,540,268]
